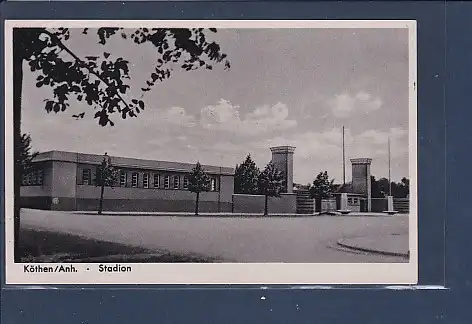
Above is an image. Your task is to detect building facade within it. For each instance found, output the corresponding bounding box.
[20,148,400,214]
[20,151,234,212]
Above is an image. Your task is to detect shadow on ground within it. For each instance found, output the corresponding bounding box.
[19,228,220,263]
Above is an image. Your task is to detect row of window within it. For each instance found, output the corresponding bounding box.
[347,197,360,204]
[21,169,44,186]
[82,169,217,191]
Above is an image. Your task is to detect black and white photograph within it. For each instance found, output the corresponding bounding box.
[4,20,417,284]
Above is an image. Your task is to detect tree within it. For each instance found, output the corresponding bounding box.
[234,154,260,194]
[371,175,384,198]
[18,133,39,178]
[15,133,39,260]
[257,162,285,216]
[400,177,410,198]
[13,27,230,260]
[392,177,409,198]
[309,171,335,213]
[371,176,410,198]
[377,177,390,197]
[188,162,211,215]
[309,171,335,200]
[94,153,119,215]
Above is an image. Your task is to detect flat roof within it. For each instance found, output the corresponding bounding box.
[33,151,235,175]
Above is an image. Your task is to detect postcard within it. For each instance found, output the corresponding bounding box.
[4,19,417,285]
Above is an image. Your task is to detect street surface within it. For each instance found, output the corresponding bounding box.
[20,209,409,263]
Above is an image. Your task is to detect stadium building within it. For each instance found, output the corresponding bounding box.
[20,146,402,214]
[20,150,235,212]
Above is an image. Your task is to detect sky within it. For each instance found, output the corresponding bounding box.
[21,27,411,185]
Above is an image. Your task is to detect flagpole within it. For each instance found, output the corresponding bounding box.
[342,126,346,186]
[388,137,392,196]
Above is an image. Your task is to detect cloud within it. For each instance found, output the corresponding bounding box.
[160,106,196,126]
[200,99,297,135]
[357,127,407,145]
[328,91,383,118]
[200,99,241,125]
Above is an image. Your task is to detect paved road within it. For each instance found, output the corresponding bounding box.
[20,209,409,263]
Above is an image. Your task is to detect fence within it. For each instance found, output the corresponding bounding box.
[232,193,297,214]
[320,199,337,213]
[371,197,410,213]
[393,198,410,213]
[295,189,313,214]
[371,198,388,213]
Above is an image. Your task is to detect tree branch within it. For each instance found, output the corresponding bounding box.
[41,28,131,112]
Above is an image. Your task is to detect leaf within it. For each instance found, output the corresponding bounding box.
[131,99,138,104]
[138,100,144,109]
[104,52,110,59]
[45,101,54,113]
[209,28,217,33]
[53,103,61,113]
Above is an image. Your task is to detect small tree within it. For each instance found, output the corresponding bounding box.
[371,175,382,198]
[188,162,211,215]
[18,133,39,179]
[15,133,39,260]
[234,154,260,194]
[377,177,390,197]
[309,171,335,213]
[309,171,335,200]
[94,152,119,215]
[400,177,410,198]
[258,162,285,216]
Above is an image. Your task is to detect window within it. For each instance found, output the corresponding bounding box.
[82,169,91,185]
[353,198,359,204]
[173,176,180,189]
[183,176,189,190]
[36,169,43,185]
[164,175,170,189]
[22,170,43,186]
[143,173,149,189]
[153,174,160,188]
[31,171,37,185]
[348,197,353,204]
[131,172,138,188]
[26,172,32,185]
[210,178,217,192]
[120,171,127,187]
